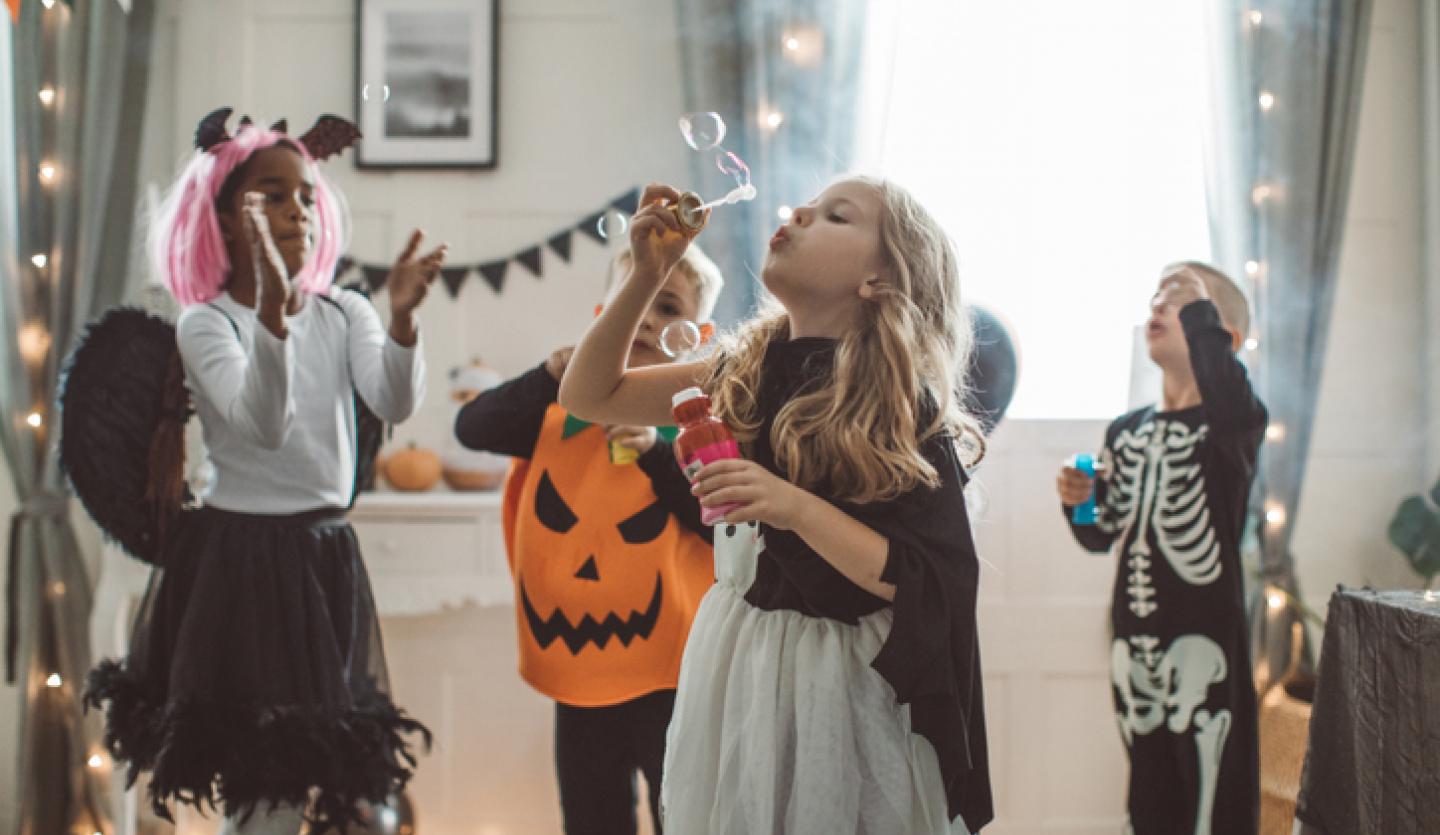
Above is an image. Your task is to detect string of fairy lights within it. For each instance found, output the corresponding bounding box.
[13,1,118,832]
[1239,6,1301,618]
[18,0,63,437]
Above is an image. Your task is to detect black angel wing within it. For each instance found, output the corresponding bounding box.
[59,308,191,564]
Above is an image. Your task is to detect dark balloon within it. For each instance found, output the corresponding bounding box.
[964,305,1019,435]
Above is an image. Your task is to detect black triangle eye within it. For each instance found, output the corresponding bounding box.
[535,471,577,533]
[617,500,667,544]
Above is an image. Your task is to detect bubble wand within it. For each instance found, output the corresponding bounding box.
[667,112,758,232]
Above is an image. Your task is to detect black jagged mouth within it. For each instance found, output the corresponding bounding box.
[520,574,664,655]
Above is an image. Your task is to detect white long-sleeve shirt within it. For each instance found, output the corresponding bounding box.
[176,287,425,514]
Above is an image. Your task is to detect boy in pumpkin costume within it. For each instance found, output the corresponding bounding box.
[455,246,722,835]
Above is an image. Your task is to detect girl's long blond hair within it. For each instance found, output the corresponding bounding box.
[700,177,985,504]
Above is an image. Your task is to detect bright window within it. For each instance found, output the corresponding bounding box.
[860,0,1211,419]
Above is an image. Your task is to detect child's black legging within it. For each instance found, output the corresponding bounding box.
[554,689,677,835]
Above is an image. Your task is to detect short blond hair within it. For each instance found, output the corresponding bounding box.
[1164,260,1251,339]
[607,245,725,322]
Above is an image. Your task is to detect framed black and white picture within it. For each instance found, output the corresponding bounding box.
[354,0,498,169]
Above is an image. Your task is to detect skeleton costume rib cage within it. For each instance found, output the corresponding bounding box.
[1066,301,1265,835]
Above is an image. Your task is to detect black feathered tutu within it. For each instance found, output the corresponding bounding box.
[85,506,429,831]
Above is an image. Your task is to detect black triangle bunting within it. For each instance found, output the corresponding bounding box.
[577,211,606,245]
[336,186,642,297]
[516,246,543,278]
[610,187,641,215]
[478,260,508,294]
[440,267,470,299]
[361,265,389,292]
[547,231,573,263]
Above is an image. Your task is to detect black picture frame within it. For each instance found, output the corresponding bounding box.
[354,0,499,170]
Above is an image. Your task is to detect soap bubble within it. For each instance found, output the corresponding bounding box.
[660,320,703,358]
[597,210,629,242]
[679,112,726,151]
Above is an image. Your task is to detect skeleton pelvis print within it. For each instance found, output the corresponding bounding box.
[1113,634,1232,834]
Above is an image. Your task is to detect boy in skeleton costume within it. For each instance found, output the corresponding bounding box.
[1057,263,1265,835]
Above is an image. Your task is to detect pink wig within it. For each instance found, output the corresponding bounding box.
[149,125,349,306]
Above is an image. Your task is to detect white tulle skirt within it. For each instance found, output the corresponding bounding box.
[660,521,970,835]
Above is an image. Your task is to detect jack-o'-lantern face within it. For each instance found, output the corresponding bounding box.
[515,461,673,658]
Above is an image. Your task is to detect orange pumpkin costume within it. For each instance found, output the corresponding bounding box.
[501,403,713,706]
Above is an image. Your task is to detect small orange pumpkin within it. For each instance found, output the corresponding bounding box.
[384,443,442,492]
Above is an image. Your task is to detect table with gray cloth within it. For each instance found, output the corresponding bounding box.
[1296,587,1440,835]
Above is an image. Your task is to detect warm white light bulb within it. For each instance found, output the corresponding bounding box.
[39,163,57,183]
[1265,424,1286,442]
[1244,260,1260,277]
[785,37,800,51]
[45,673,62,687]
[1259,91,1275,111]
[1265,506,1285,525]
[1249,10,1263,25]
[765,111,784,129]
[1245,337,1260,351]
[26,412,43,428]
[37,87,55,106]
[18,324,51,365]
[30,253,47,268]
[87,754,104,769]
[1267,592,1285,610]
[777,206,793,221]
[41,0,56,8]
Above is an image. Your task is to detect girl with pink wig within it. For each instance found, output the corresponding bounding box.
[83,108,443,835]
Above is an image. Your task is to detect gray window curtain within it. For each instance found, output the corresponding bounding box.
[1424,0,1440,482]
[2,1,155,832]
[1199,0,1373,692]
[672,0,868,324]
